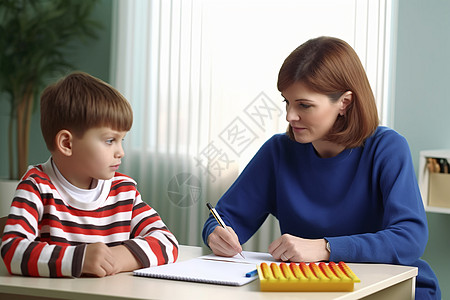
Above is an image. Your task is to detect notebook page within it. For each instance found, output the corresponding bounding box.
[133,257,259,286]
[199,250,276,265]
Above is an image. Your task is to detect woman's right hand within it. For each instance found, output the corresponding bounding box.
[207,226,243,257]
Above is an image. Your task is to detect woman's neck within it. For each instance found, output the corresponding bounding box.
[312,140,346,158]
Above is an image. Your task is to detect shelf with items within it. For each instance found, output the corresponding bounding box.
[418,150,450,214]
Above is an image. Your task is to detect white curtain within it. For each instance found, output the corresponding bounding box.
[111,0,397,250]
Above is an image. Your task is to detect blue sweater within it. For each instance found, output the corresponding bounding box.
[202,127,440,299]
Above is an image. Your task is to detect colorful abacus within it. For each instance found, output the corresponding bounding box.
[257,261,360,292]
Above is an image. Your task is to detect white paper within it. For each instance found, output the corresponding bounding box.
[133,251,277,286]
[199,251,276,265]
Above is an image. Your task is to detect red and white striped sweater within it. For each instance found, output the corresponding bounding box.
[0,160,179,277]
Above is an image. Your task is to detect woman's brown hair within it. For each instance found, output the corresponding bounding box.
[40,72,133,151]
[277,36,379,148]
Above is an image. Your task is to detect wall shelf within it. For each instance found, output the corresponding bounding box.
[418,150,450,214]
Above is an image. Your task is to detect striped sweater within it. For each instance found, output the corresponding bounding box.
[0,159,179,277]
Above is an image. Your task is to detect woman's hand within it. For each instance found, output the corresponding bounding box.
[268,234,330,262]
[207,226,243,257]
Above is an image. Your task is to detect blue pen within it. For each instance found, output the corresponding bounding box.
[245,269,258,277]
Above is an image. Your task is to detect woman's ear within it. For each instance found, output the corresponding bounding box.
[55,130,73,157]
[339,91,353,116]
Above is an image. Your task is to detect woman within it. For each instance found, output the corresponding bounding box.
[202,37,440,298]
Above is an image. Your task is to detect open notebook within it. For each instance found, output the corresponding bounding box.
[133,251,276,286]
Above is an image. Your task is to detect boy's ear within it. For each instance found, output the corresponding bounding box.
[55,130,73,156]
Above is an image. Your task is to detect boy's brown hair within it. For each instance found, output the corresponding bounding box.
[277,36,379,148]
[40,72,133,151]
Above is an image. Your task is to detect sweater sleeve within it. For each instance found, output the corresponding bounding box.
[326,131,428,265]
[123,191,179,267]
[1,176,86,277]
[202,135,279,246]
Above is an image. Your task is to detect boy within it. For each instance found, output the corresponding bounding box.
[1,72,179,277]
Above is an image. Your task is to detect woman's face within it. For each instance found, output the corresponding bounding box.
[282,81,344,147]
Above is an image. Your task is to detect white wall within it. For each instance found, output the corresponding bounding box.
[394,0,450,296]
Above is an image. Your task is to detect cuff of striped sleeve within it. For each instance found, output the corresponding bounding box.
[122,240,150,268]
[72,244,87,278]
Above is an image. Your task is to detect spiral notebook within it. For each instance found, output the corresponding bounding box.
[133,251,275,286]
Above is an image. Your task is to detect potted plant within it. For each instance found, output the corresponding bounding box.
[0,0,102,214]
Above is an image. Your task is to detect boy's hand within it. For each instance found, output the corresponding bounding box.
[109,245,141,273]
[82,242,119,277]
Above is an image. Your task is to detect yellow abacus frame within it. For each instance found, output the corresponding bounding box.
[257,262,360,292]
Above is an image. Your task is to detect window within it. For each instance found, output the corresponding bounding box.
[111,0,396,248]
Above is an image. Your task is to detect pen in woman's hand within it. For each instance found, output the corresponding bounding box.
[206,203,245,259]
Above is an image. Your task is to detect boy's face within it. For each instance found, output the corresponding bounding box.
[70,127,127,186]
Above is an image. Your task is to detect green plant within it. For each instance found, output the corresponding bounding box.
[0,0,101,180]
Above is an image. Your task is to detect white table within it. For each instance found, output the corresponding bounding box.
[0,245,417,300]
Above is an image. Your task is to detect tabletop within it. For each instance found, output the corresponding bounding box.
[0,245,418,300]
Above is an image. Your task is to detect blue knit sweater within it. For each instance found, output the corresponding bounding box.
[202,126,440,299]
